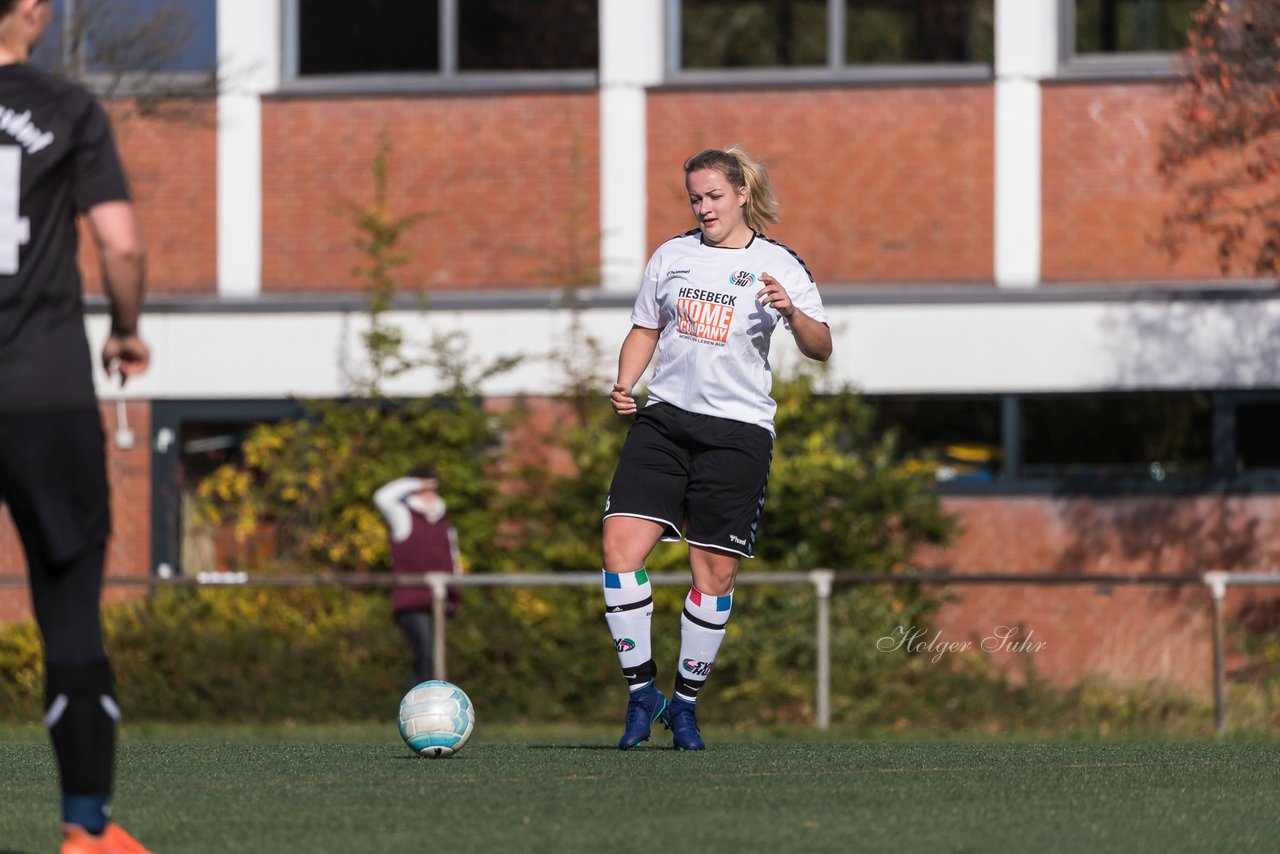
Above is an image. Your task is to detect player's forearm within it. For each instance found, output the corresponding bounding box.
[788,311,832,362]
[616,327,660,388]
[101,248,145,335]
[88,201,147,336]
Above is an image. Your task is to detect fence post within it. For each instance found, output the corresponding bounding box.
[1204,571,1228,736]
[809,569,834,730]
[430,575,448,683]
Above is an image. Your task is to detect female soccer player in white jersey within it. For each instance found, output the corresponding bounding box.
[602,145,831,750]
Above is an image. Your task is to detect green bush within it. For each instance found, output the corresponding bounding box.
[112,587,403,722]
[0,584,1235,735]
[0,619,42,722]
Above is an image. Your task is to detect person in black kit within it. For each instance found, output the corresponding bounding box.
[374,466,463,689]
[0,1,151,851]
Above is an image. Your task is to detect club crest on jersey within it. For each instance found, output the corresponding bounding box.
[615,638,636,653]
[682,658,713,677]
[728,271,756,288]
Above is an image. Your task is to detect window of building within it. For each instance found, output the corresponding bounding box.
[679,0,827,69]
[675,0,993,73]
[868,391,1244,492]
[845,0,993,64]
[1019,392,1213,483]
[152,401,307,578]
[457,0,597,72]
[287,0,597,87]
[1060,0,1201,78]
[1073,0,1200,54]
[298,0,439,75]
[870,396,1003,484]
[33,0,217,77]
[1236,400,1280,472]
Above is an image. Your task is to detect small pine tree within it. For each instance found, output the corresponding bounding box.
[194,132,516,573]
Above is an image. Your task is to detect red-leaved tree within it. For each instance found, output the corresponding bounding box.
[1159,0,1280,276]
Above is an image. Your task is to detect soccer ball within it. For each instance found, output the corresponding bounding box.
[397,680,475,758]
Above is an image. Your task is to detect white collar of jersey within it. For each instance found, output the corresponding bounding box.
[699,230,758,250]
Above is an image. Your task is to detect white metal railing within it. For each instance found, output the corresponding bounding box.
[1202,572,1280,734]
[0,569,836,725]
[3,568,1279,732]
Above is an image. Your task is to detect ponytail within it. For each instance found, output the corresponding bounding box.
[683,144,780,233]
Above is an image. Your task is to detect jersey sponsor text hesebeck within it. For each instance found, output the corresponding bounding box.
[631,229,828,435]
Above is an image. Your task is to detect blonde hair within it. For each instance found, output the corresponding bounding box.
[683,144,780,233]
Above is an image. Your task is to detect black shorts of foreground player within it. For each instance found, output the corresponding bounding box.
[0,1,152,851]
[601,145,832,751]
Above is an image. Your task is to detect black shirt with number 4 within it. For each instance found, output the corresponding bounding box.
[0,64,130,413]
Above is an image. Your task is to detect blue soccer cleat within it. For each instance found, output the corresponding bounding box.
[662,695,705,751]
[618,682,667,749]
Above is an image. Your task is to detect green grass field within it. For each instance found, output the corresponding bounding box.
[2,724,1278,853]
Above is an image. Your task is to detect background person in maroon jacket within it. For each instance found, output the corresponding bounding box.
[374,466,462,689]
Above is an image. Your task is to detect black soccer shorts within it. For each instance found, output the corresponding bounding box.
[604,402,773,558]
[0,406,111,568]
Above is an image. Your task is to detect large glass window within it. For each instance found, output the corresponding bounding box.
[681,0,827,69]
[458,0,597,72]
[1072,0,1200,55]
[33,0,217,76]
[867,391,1254,492]
[1020,393,1213,482]
[293,0,597,79]
[871,397,1002,484]
[1236,401,1280,473]
[677,0,993,70]
[299,0,439,75]
[845,0,993,64]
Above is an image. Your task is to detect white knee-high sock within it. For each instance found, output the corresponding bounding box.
[603,568,655,692]
[674,587,732,704]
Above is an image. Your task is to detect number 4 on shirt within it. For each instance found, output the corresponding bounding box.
[0,146,30,274]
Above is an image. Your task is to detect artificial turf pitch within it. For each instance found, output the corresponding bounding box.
[2,725,1277,853]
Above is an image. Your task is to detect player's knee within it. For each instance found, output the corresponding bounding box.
[697,575,734,596]
[601,533,647,574]
[694,565,737,596]
[690,553,738,595]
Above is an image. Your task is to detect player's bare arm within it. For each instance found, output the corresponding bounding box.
[610,325,661,417]
[87,200,150,378]
[756,272,832,362]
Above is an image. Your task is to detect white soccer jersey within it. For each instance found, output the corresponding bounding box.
[631,229,829,435]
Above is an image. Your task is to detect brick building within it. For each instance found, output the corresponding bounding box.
[2,0,1276,693]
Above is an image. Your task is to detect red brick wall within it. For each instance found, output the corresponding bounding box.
[79,101,219,296]
[0,401,153,623]
[923,495,1280,691]
[1041,82,1225,283]
[646,86,995,285]
[57,82,1247,295]
[260,93,600,292]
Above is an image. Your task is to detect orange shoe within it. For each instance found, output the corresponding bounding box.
[62,822,152,854]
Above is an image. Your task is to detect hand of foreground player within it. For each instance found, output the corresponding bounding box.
[610,383,638,417]
[756,272,794,318]
[102,332,151,382]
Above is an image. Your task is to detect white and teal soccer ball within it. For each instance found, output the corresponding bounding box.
[397,680,475,758]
